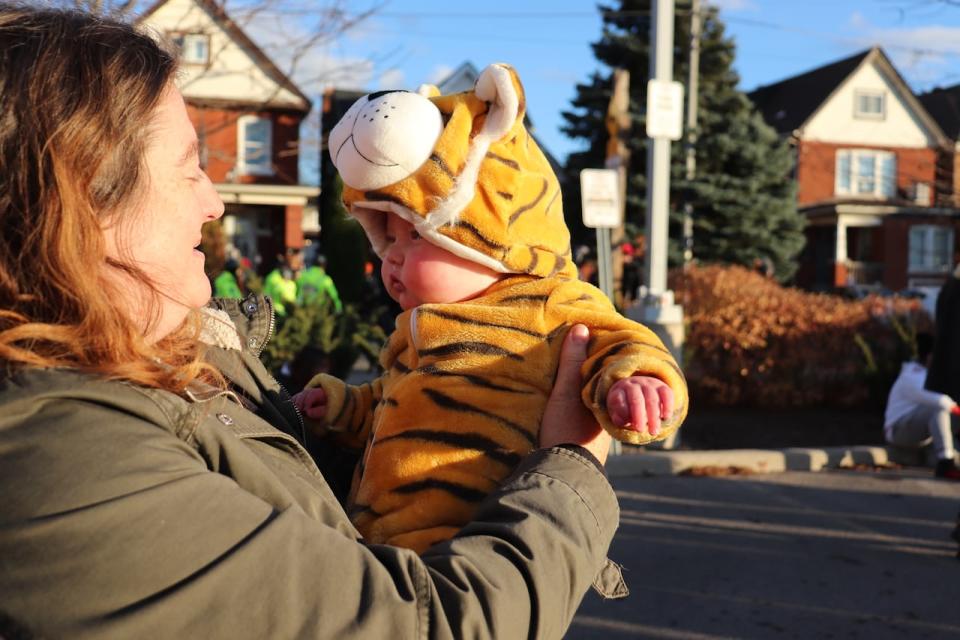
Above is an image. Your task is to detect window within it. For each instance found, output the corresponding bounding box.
[170,33,209,65]
[237,116,273,176]
[908,225,954,273]
[913,182,932,206]
[835,149,896,198]
[854,90,885,119]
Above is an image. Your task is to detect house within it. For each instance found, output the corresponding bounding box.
[139,0,320,272]
[749,47,958,299]
[918,83,960,209]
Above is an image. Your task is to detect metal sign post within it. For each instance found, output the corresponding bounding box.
[581,167,623,456]
[580,168,622,303]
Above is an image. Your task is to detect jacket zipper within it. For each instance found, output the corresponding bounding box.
[257,296,306,442]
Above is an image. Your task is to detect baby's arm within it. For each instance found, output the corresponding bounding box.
[292,387,328,422]
[295,373,383,449]
[606,376,675,436]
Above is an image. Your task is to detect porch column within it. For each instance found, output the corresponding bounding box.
[834,216,848,287]
[284,204,304,249]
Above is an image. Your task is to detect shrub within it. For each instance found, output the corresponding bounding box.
[672,265,932,408]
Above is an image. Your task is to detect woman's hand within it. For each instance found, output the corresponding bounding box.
[540,324,611,465]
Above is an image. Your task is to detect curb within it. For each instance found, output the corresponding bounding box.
[606,445,909,477]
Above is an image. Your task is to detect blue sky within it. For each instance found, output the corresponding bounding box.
[253,1,960,168]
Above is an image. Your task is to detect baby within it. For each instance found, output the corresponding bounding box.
[294,63,688,553]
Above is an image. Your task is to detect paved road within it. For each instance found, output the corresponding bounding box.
[569,468,960,639]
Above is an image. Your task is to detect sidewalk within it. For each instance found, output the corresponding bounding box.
[607,443,930,478]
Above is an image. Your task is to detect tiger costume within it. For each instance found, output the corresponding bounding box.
[309,63,688,553]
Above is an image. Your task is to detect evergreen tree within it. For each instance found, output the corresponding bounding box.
[561,0,805,280]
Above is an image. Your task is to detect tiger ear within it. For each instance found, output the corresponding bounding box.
[474,63,523,140]
[417,84,441,98]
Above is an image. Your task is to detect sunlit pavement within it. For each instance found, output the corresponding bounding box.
[570,468,960,639]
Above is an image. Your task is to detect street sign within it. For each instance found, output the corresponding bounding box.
[646,79,684,141]
[580,168,621,229]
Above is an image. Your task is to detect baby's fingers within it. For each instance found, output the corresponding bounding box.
[658,385,674,420]
[624,384,648,433]
[642,387,661,436]
[608,387,629,427]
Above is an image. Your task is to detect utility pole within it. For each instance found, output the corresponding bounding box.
[682,0,701,268]
[605,69,631,307]
[628,0,685,448]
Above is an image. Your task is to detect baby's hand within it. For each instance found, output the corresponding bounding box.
[607,376,674,436]
[292,387,328,421]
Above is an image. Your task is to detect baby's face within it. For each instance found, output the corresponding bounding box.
[381,214,502,310]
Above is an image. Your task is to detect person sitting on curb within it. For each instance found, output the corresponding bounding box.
[884,332,960,480]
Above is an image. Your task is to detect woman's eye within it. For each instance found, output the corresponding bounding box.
[410,230,420,240]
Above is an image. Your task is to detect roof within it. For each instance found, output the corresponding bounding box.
[748,47,948,147]
[137,0,311,113]
[748,49,871,134]
[918,84,960,140]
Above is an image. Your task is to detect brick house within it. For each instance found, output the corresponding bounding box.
[139,0,320,272]
[749,47,958,300]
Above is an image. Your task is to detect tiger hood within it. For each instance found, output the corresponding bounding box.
[328,63,575,280]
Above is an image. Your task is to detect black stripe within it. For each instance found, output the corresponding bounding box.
[486,151,520,170]
[392,359,411,374]
[418,341,523,361]
[545,187,560,215]
[547,254,567,277]
[393,478,488,503]
[419,364,534,395]
[383,397,399,406]
[377,429,523,467]
[420,307,546,339]
[348,503,381,518]
[423,388,537,447]
[363,191,407,206]
[496,191,514,201]
[583,342,635,389]
[583,340,673,389]
[546,323,567,343]
[525,246,539,274]
[430,153,457,179]
[455,220,508,252]
[499,293,549,304]
[508,178,548,226]
[330,385,354,428]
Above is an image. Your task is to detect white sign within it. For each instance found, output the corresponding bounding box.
[580,168,621,228]
[646,80,684,141]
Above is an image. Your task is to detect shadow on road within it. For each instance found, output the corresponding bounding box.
[570,470,960,640]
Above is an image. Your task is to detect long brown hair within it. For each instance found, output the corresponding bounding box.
[0,3,220,392]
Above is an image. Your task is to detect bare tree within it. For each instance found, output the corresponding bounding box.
[56,0,385,182]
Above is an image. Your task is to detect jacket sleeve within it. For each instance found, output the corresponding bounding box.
[548,279,689,446]
[305,372,384,450]
[0,397,617,640]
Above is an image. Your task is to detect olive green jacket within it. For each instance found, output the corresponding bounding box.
[0,296,622,639]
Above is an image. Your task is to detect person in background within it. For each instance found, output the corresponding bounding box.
[0,5,621,637]
[212,257,243,299]
[262,250,299,317]
[297,253,342,312]
[884,333,960,479]
[926,260,960,405]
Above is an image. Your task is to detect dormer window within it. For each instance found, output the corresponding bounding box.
[170,32,210,65]
[854,90,885,119]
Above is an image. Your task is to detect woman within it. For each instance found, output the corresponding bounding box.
[0,4,619,638]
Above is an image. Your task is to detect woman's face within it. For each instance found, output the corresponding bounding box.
[102,86,224,340]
